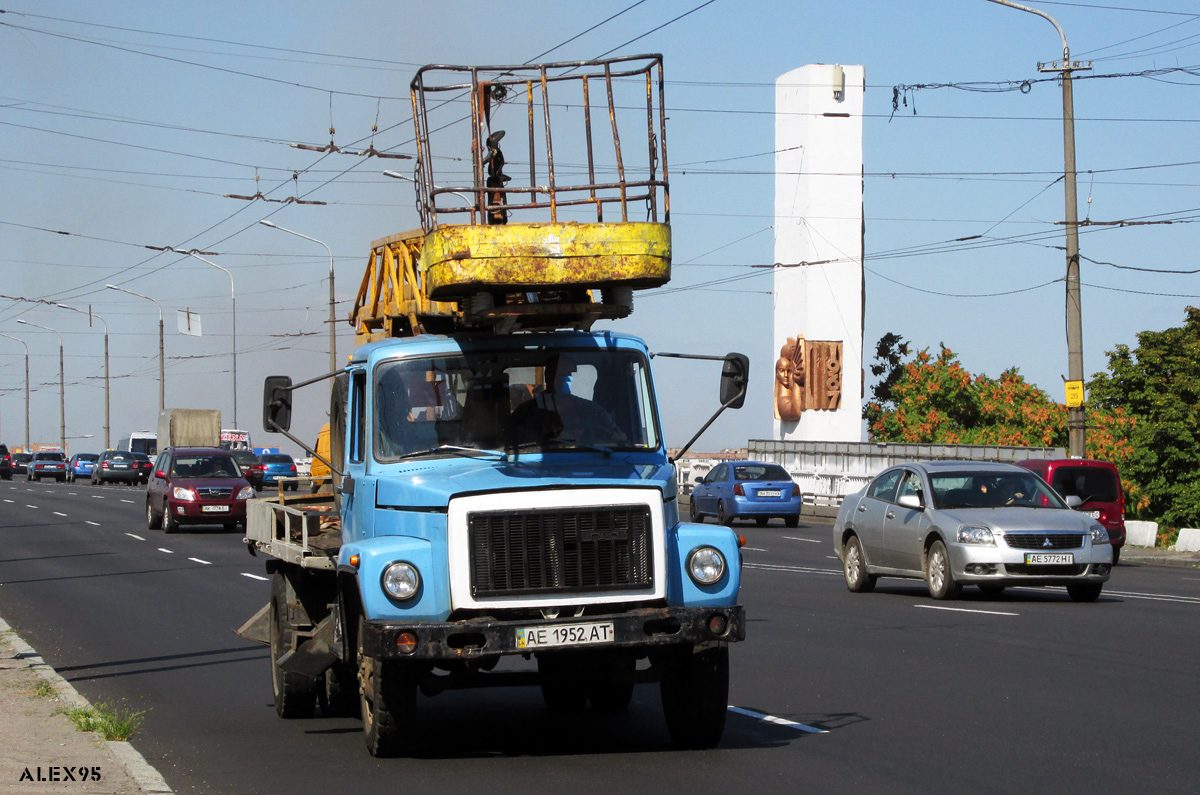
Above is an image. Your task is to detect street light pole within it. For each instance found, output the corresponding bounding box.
[107,285,165,412]
[0,333,31,450]
[258,220,337,373]
[987,0,1089,457]
[184,252,237,428]
[55,303,110,449]
[16,319,65,452]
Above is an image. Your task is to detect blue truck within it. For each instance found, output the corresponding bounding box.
[238,55,749,757]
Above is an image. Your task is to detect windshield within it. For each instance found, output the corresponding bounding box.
[373,348,660,461]
[169,454,240,478]
[931,471,1066,510]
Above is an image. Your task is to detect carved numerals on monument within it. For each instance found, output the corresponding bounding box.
[774,335,842,420]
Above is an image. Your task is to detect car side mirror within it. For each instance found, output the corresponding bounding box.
[263,375,293,433]
[897,493,923,510]
[154,470,166,479]
[1065,494,1082,509]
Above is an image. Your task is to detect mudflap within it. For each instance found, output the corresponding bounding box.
[276,614,340,679]
[236,603,271,646]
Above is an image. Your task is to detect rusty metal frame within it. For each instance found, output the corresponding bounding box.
[409,54,670,231]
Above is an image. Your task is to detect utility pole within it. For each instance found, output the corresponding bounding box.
[988,0,1090,457]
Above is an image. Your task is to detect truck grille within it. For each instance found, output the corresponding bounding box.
[1003,533,1084,550]
[468,506,653,597]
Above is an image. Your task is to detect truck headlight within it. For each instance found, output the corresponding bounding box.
[1089,524,1110,545]
[382,562,421,601]
[172,486,197,502]
[957,525,995,545]
[687,546,726,585]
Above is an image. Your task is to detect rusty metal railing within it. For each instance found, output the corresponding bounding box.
[409,54,669,231]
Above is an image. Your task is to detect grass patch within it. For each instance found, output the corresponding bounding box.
[31,679,56,699]
[64,701,144,742]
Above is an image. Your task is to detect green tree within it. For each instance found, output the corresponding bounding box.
[1088,307,1200,527]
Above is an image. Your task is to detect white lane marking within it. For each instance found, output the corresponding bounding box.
[744,562,841,577]
[783,536,822,544]
[2,499,12,503]
[915,604,1019,617]
[241,573,269,581]
[91,495,104,499]
[53,512,68,517]
[742,547,768,552]
[126,533,145,541]
[1098,588,1200,605]
[158,548,174,554]
[728,706,827,734]
[85,521,100,526]
[25,505,37,509]
[120,499,135,504]
[189,558,212,565]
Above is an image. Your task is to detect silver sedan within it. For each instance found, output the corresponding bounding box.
[833,460,1113,601]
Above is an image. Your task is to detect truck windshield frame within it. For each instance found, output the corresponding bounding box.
[372,348,661,462]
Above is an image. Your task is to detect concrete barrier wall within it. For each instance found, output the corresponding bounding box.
[1125,520,1158,548]
[1176,528,1200,552]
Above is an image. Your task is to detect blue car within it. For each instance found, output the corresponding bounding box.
[259,453,298,491]
[67,453,100,483]
[689,461,802,527]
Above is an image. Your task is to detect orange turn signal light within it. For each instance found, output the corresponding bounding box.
[737,535,746,548]
[396,632,418,654]
[349,554,360,569]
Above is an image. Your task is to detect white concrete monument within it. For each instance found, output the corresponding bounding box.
[773,64,865,442]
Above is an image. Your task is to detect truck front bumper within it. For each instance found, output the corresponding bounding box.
[360,605,745,661]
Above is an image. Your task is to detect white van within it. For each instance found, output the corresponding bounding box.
[116,431,157,456]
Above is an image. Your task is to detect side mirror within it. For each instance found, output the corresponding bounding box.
[154,470,166,479]
[720,353,749,409]
[263,375,293,433]
[897,493,923,510]
[1065,494,1082,509]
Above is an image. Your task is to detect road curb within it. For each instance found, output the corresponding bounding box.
[0,617,173,794]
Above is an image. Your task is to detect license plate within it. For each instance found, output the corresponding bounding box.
[757,489,782,498]
[516,621,615,649]
[201,505,230,513]
[1084,510,1101,519]
[1025,553,1074,565]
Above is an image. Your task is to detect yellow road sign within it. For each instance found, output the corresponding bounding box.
[1065,380,1085,408]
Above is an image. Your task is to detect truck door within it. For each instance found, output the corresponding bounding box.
[341,367,371,540]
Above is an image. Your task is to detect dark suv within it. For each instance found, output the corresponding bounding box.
[146,448,255,533]
[0,444,11,480]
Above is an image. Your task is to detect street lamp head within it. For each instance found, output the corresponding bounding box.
[258,219,278,229]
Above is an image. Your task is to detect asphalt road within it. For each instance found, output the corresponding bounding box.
[2,480,1199,794]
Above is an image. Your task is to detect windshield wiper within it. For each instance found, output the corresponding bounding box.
[394,444,506,461]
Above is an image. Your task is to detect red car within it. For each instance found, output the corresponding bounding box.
[1016,458,1126,564]
[145,447,255,533]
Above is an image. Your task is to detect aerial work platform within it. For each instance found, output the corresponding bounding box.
[352,55,672,343]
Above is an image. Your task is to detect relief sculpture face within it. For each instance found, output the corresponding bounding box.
[774,336,842,420]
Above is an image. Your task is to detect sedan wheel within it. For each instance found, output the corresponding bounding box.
[717,500,733,527]
[843,536,877,593]
[1067,583,1103,602]
[689,497,701,523]
[925,540,961,600]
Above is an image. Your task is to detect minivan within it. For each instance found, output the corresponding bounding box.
[1016,458,1126,564]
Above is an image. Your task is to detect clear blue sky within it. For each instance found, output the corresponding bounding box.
[2,1,1197,453]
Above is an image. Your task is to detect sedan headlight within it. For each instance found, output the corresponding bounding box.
[957,525,995,545]
[381,562,421,601]
[687,546,726,585]
[172,486,197,502]
[236,486,256,500]
[1089,524,1110,545]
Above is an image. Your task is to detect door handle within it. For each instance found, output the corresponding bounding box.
[858,504,866,512]
[886,511,895,519]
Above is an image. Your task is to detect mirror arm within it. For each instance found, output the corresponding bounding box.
[264,418,344,478]
[669,392,743,464]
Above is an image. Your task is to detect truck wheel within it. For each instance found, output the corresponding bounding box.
[538,655,588,712]
[146,499,161,530]
[660,646,729,749]
[270,573,316,719]
[589,656,636,710]
[318,661,360,718]
[357,616,417,757]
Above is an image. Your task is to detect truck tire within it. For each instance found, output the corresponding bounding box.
[537,654,588,712]
[270,573,316,719]
[319,661,360,718]
[357,616,417,757]
[588,656,636,711]
[329,374,348,513]
[660,645,729,749]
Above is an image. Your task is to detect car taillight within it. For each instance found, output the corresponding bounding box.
[289,465,296,473]
[733,484,744,496]
[102,462,110,469]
